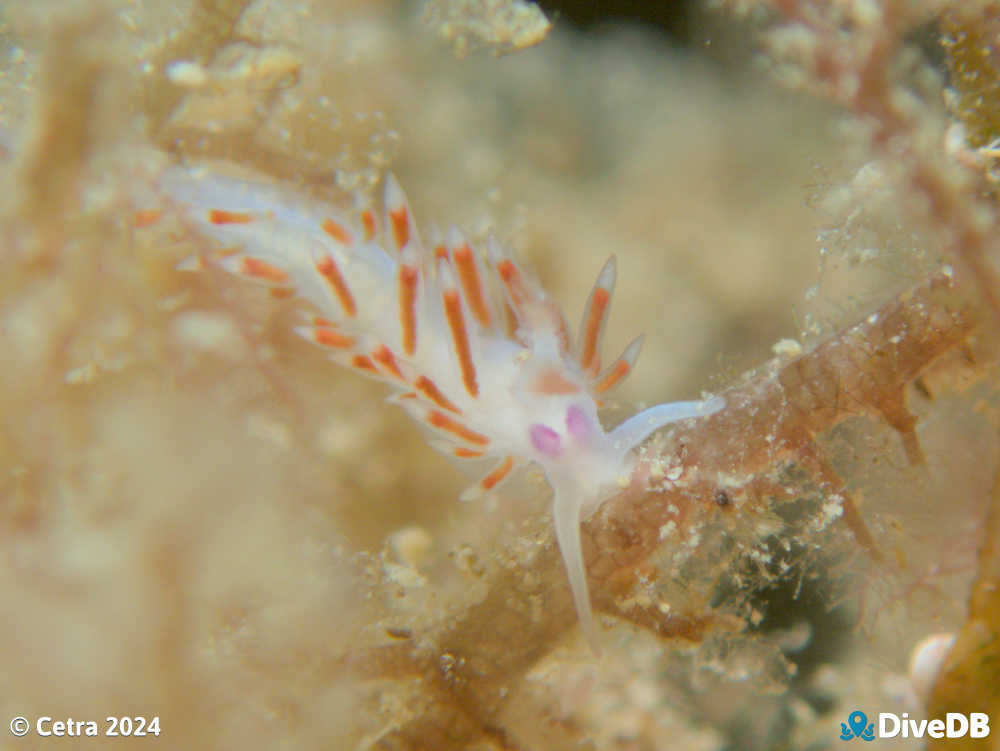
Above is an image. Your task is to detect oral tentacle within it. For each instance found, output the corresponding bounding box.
[609,396,726,455]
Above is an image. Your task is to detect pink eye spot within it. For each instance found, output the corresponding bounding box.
[529,424,562,458]
[565,404,592,440]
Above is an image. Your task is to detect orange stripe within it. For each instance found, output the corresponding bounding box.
[389,207,409,250]
[372,345,405,380]
[315,255,357,317]
[434,244,449,261]
[352,354,379,375]
[134,209,163,227]
[580,287,610,373]
[453,447,485,459]
[503,301,519,338]
[270,287,295,299]
[312,315,336,328]
[443,289,478,397]
[496,259,527,312]
[555,312,571,355]
[361,209,376,242]
[212,246,243,260]
[453,244,491,327]
[414,375,461,414]
[533,368,580,395]
[427,411,489,446]
[594,359,630,394]
[322,217,353,245]
[314,329,355,348]
[241,257,289,283]
[480,456,514,490]
[399,265,419,355]
[208,209,254,225]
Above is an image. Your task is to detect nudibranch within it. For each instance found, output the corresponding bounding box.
[140,165,724,650]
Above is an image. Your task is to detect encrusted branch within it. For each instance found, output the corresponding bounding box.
[593,273,974,612]
[343,272,982,749]
[751,0,1000,322]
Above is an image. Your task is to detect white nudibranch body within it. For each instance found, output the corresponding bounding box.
[140,165,724,650]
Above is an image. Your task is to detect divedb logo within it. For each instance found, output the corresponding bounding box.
[840,710,991,741]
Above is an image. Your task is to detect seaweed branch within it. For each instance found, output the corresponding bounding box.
[743,0,1000,321]
[338,272,982,749]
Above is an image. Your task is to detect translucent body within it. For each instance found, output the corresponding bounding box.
[144,165,724,650]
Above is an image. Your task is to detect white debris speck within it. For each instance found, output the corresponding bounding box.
[389,525,433,568]
[648,459,666,480]
[172,310,245,359]
[384,561,427,588]
[811,497,844,531]
[659,521,677,540]
[426,0,551,57]
[65,362,98,384]
[451,544,485,577]
[157,289,192,311]
[909,632,955,700]
[772,338,802,357]
[166,60,208,87]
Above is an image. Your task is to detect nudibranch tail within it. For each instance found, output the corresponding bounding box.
[553,485,600,650]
